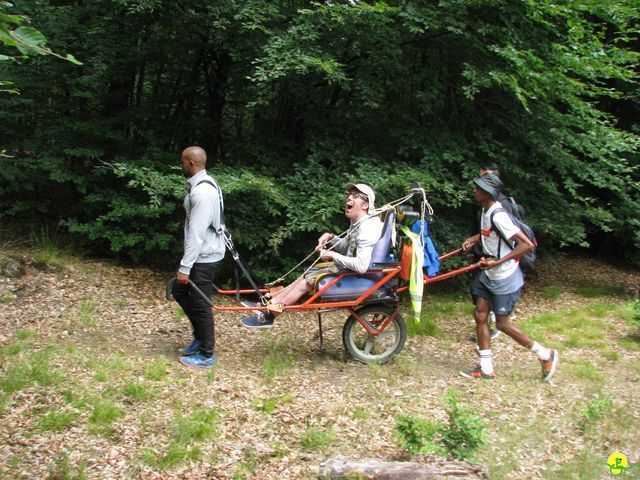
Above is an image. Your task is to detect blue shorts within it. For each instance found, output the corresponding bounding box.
[471,276,521,316]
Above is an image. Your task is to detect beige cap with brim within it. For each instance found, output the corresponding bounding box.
[346,183,375,210]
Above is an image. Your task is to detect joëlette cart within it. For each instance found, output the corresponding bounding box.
[167,189,479,364]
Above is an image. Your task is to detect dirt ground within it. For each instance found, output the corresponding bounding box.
[0,250,639,479]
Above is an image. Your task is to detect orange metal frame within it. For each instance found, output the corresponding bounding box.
[212,247,478,314]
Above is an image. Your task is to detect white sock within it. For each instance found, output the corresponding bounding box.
[479,349,494,374]
[530,341,551,361]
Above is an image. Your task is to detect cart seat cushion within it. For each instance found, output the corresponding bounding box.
[314,211,397,301]
[368,210,396,266]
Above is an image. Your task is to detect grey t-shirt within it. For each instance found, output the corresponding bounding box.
[478,266,523,295]
[330,215,383,273]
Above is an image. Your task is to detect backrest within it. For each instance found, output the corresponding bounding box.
[369,210,396,266]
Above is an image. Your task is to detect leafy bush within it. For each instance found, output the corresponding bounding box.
[439,390,488,461]
[396,390,487,460]
[396,415,443,456]
[1,0,639,276]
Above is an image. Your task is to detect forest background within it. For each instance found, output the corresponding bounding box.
[1,0,639,282]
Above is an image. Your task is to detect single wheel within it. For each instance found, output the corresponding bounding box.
[342,304,407,364]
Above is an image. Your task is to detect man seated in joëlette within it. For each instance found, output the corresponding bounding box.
[240,183,383,329]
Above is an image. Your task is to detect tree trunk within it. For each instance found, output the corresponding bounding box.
[320,458,489,480]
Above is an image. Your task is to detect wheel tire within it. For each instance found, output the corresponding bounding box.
[342,304,407,364]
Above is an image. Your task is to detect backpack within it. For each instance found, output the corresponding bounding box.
[497,193,526,221]
[489,208,537,273]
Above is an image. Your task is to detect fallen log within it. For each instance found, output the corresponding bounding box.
[320,458,489,480]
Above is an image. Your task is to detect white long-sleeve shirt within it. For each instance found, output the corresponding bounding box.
[330,215,383,273]
[178,170,225,274]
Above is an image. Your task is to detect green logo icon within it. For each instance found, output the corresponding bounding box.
[608,452,636,477]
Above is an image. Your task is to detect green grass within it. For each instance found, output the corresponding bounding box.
[366,361,385,378]
[541,285,563,300]
[174,306,187,319]
[231,448,259,479]
[0,292,15,304]
[601,349,621,361]
[566,360,604,382]
[575,284,628,298]
[0,354,63,393]
[141,407,218,469]
[92,354,132,382]
[392,356,418,377]
[519,303,627,350]
[78,299,99,327]
[627,300,640,326]
[407,316,440,337]
[63,390,90,410]
[352,407,372,420]
[142,444,202,470]
[262,339,294,379]
[407,294,469,337]
[253,394,293,414]
[122,382,156,402]
[29,225,82,266]
[145,358,168,381]
[300,427,336,451]
[578,394,613,432]
[173,407,218,443]
[620,335,640,351]
[206,366,217,384]
[46,453,87,480]
[88,399,124,436]
[15,329,37,341]
[37,410,78,431]
[550,446,604,480]
[0,342,24,357]
[0,394,8,416]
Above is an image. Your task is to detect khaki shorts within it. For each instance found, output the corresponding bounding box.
[304,262,340,286]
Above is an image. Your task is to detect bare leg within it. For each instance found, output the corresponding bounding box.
[271,276,310,306]
[474,297,491,351]
[495,314,533,348]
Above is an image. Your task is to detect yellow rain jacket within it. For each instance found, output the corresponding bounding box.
[400,226,424,324]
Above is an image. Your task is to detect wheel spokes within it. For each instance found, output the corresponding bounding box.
[377,328,397,341]
[353,316,399,358]
[364,338,375,355]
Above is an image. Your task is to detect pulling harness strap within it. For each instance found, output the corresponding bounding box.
[195,179,263,300]
[195,179,225,234]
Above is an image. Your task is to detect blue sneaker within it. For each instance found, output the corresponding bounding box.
[182,339,201,356]
[179,353,217,368]
[241,312,275,329]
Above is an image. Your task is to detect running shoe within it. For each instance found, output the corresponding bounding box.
[460,365,496,379]
[179,353,217,368]
[540,349,559,382]
[182,339,201,356]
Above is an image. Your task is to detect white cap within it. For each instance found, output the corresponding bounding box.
[345,183,375,210]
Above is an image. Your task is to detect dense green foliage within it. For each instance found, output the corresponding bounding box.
[1,0,638,278]
[0,1,80,95]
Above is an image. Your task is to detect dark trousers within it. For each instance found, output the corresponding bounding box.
[171,261,221,357]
